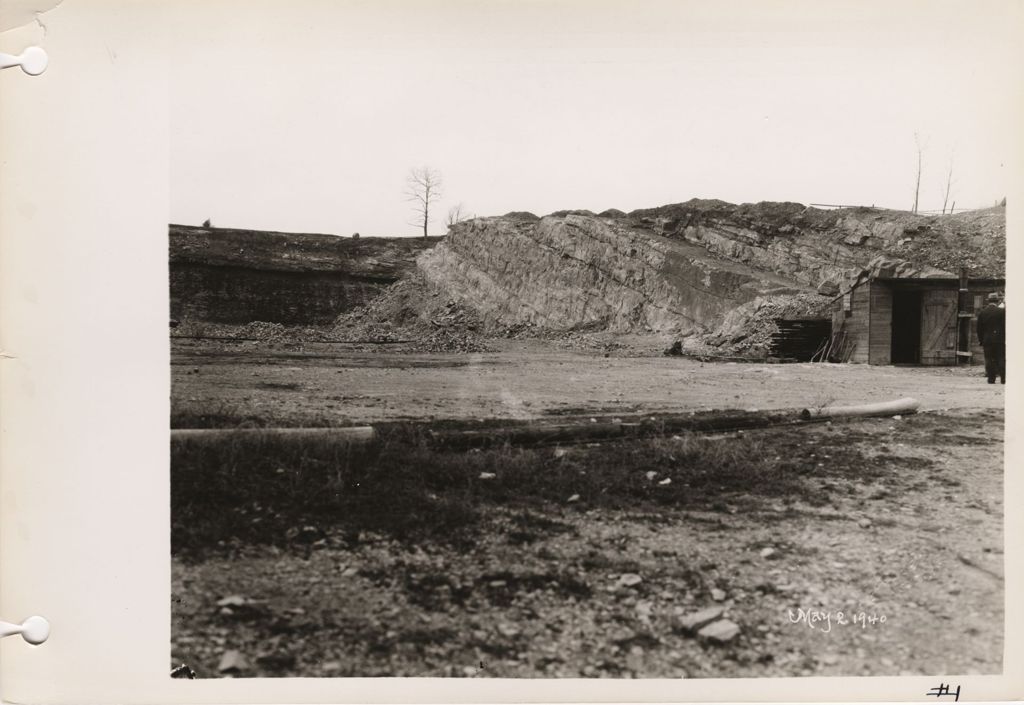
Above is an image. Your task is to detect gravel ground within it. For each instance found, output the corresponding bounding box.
[172,409,1003,678]
[171,338,1004,427]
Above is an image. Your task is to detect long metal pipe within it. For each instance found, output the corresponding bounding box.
[171,426,377,444]
[800,397,919,420]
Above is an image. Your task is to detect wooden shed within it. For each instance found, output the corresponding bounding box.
[831,275,1004,365]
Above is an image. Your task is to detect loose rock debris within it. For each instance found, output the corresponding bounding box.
[173,411,1004,677]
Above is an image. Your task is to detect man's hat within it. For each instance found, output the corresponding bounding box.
[987,292,1002,302]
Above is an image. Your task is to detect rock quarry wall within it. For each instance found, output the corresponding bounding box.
[168,201,1004,335]
[169,225,439,325]
[418,214,804,335]
[418,202,1004,335]
[627,200,1004,292]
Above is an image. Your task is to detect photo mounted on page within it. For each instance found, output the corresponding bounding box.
[167,2,1007,680]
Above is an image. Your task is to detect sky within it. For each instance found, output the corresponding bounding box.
[169,0,1023,236]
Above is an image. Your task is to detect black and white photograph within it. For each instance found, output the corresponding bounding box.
[169,1,1010,681]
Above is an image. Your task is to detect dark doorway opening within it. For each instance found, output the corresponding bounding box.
[891,290,922,363]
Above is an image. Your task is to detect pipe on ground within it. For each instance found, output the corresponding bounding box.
[800,397,919,421]
[169,397,919,451]
[171,426,377,445]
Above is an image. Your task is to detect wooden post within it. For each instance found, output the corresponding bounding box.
[956,267,970,365]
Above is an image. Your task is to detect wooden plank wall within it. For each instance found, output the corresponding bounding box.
[919,288,958,365]
[833,283,870,363]
[835,280,1002,366]
[868,281,892,364]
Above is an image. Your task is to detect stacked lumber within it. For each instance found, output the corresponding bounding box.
[769,319,831,362]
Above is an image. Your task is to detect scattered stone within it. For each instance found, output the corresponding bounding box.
[710,588,727,601]
[760,547,776,559]
[553,448,569,459]
[216,595,248,608]
[858,518,872,529]
[625,647,646,671]
[567,494,580,503]
[645,471,657,481]
[478,472,496,480]
[658,478,672,486]
[697,618,740,644]
[676,606,725,633]
[217,650,249,674]
[497,623,521,638]
[618,573,643,587]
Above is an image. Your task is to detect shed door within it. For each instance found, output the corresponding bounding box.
[919,289,957,365]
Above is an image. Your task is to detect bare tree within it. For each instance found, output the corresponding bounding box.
[446,203,470,229]
[405,166,443,238]
[941,153,955,215]
[912,132,924,214]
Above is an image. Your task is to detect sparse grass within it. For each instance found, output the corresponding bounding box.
[171,421,878,559]
[170,400,338,429]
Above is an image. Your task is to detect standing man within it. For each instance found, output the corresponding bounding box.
[976,292,1006,384]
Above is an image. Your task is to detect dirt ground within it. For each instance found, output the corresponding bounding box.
[170,339,1004,678]
[171,338,1003,427]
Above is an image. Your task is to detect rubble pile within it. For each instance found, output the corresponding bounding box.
[877,207,1005,276]
[236,322,335,344]
[171,319,333,343]
[237,321,290,342]
[331,273,492,353]
[495,322,623,354]
[685,293,832,358]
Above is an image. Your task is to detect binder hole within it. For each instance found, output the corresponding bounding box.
[21,616,50,645]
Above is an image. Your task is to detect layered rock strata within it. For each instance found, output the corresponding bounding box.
[418,202,1004,335]
[170,225,439,324]
[418,214,804,335]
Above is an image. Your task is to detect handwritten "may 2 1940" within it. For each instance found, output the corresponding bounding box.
[787,608,887,633]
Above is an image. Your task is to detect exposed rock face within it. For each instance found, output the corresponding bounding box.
[418,202,1004,335]
[169,225,439,324]
[626,200,1003,293]
[419,214,803,335]
[169,201,1003,335]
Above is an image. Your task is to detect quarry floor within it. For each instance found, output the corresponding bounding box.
[171,338,1005,678]
[170,338,1004,427]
